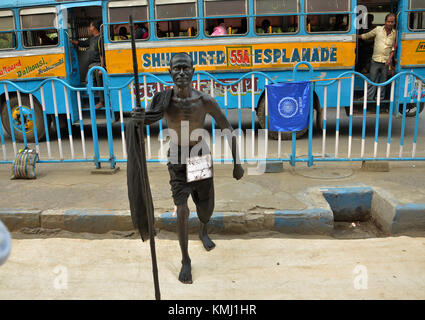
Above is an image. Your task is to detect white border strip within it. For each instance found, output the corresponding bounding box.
[106,35,355,50]
[0,47,64,58]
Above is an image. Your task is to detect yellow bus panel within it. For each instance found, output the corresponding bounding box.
[401,40,425,66]
[0,54,66,80]
[106,42,356,74]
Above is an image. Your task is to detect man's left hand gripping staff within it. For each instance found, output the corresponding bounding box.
[131,109,145,126]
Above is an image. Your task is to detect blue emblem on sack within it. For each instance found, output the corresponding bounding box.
[278,97,299,119]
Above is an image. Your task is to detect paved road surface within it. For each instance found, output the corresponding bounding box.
[1,230,424,300]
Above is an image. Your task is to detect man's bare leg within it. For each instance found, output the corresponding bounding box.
[177,203,192,284]
[199,222,216,251]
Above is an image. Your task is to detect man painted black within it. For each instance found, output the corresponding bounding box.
[133,53,244,284]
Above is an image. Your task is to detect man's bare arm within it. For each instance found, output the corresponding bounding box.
[358,27,377,40]
[205,96,244,180]
[132,92,167,126]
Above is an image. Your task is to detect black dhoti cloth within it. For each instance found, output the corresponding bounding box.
[167,140,215,224]
[125,89,172,241]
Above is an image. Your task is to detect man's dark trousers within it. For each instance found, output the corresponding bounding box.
[368,59,389,101]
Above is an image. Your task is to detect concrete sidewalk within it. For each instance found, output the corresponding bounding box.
[1,161,425,236]
[3,233,425,299]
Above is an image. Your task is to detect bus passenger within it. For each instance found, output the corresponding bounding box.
[70,20,105,109]
[211,19,227,36]
[38,30,57,46]
[261,19,271,33]
[135,23,148,39]
[357,13,396,100]
[119,27,128,40]
[156,22,167,38]
[307,15,320,32]
[238,18,247,34]
[0,33,15,49]
[331,15,347,31]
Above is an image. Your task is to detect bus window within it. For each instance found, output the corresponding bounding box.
[0,10,16,50]
[254,0,299,34]
[204,0,248,36]
[411,0,425,9]
[409,0,425,31]
[305,0,350,12]
[20,7,58,48]
[155,0,198,38]
[108,0,149,41]
[409,12,425,30]
[306,14,349,32]
[305,0,350,33]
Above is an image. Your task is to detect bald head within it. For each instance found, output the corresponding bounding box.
[170,53,193,68]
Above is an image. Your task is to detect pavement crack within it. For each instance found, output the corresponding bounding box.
[248,205,277,212]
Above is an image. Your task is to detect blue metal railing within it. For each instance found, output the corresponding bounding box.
[0,66,424,169]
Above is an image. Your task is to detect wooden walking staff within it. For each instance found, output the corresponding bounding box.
[129,15,161,300]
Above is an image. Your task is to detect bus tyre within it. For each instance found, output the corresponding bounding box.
[315,95,324,132]
[1,95,46,143]
[404,102,425,117]
[256,95,307,140]
[316,107,324,132]
[58,114,69,133]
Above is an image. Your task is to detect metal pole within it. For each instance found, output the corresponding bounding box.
[129,15,161,301]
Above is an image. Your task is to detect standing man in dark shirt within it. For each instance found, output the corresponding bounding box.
[70,20,105,109]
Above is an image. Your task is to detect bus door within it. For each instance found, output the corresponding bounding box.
[65,4,103,86]
[58,6,80,85]
[59,2,108,116]
[399,0,425,115]
[354,0,397,103]
[355,1,396,74]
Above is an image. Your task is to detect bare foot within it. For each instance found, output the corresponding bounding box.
[95,102,104,109]
[179,261,192,284]
[199,232,216,251]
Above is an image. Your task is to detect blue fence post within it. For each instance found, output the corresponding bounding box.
[51,80,64,160]
[308,81,315,167]
[87,68,101,169]
[3,84,17,155]
[39,86,52,160]
[412,81,422,157]
[17,98,28,148]
[64,87,75,159]
[0,106,6,161]
[29,94,40,154]
[101,69,116,169]
[290,131,296,166]
[374,86,381,157]
[399,74,409,157]
[292,61,315,167]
